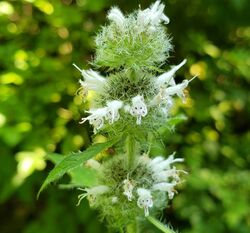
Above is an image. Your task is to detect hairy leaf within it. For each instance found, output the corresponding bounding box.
[46,153,98,187]
[37,138,118,197]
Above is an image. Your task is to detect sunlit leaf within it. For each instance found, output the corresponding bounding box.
[38,138,119,197]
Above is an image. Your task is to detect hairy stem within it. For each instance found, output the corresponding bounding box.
[125,134,136,168]
[147,216,176,233]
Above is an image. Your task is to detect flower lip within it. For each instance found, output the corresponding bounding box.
[137,188,153,216]
[129,95,148,125]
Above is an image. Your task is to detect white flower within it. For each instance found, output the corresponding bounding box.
[123,178,134,201]
[73,63,106,93]
[107,7,125,29]
[129,95,148,125]
[105,100,123,124]
[148,154,186,199]
[149,154,184,172]
[164,76,196,102]
[153,170,172,182]
[79,107,107,133]
[137,188,153,216]
[150,87,174,116]
[77,185,109,206]
[155,59,187,88]
[149,156,164,166]
[85,159,101,170]
[164,79,188,101]
[152,166,186,183]
[149,1,169,25]
[150,87,166,106]
[137,1,169,32]
[152,182,176,199]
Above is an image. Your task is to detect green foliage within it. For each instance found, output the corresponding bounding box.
[0,0,249,233]
[38,138,118,197]
[47,153,97,188]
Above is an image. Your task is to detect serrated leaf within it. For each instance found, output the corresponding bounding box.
[37,138,118,198]
[46,153,97,187]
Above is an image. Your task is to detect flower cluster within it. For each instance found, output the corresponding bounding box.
[77,153,186,220]
[94,1,172,70]
[74,58,194,133]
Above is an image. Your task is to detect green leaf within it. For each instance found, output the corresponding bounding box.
[46,153,64,164]
[68,166,97,187]
[37,138,118,198]
[147,216,176,233]
[167,114,187,127]
[46,153,97,187]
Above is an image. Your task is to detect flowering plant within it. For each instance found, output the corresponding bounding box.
[39,1,195,232]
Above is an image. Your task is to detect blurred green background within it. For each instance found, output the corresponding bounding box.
[0,0,249,232]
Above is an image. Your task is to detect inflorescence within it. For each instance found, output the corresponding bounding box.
[73,1,192,229]
[77,153,186,227]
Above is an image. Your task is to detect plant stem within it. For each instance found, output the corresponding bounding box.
[147,216,176,233]
[126,134,136,168]
[126,222,138,233]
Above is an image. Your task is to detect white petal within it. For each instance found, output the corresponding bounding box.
[105,100,123,124]
[107,7,125,29]
[73,64,106,92]
[155,59,187,88]
[129,95,148,124]
[82,69,106,92]
[165,79,188,96]
[81,107,107,132]
[76,185,109,206]
[149,1,169,25]
[152,182,175,191]
[136,1,169,32]
[137,188,153,216]
[149,156,164,166]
